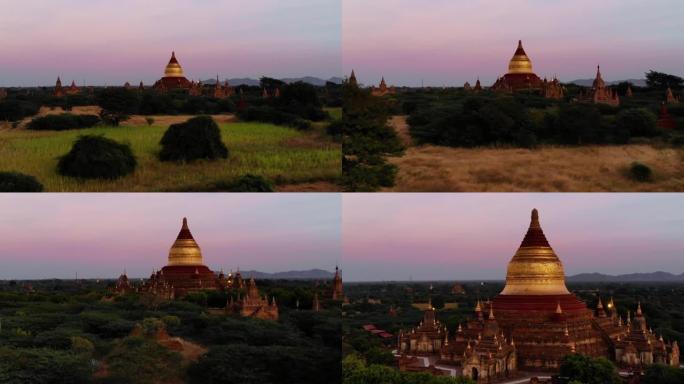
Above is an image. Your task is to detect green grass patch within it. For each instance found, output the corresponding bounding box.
[0,122,340,191]
[324,107,342,121]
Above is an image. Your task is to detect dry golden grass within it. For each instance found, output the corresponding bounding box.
[385,116,684,192]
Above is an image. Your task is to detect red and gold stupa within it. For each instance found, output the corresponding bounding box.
[491,41,544,92]
[153,51,193,91]
[492,209,608,370]
[140,217,241,297]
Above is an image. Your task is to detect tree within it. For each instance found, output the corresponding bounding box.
[641,364,684,384]
[159,116,229,162]
[57,135,137,179]
[105,337,183,384]
[645,70,683,91]
[615,108,657,138]
[559,354,619,384]
[342,82,404,191]
[0,346,92,383]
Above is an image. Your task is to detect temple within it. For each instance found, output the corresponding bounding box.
[395,209,679,381]
[588,66,619,106]
[491,40,544,92]
[213,76,234,99]
[153,51,193,91]
[54,77,81,97]
[487,41,565,100]
[348,70,358,87]
[226,277,279,321]
[131,217,244,298]
[657,103,677,130]
[371,77,396,97]
[666,87,680,104]
[332,265,343,300]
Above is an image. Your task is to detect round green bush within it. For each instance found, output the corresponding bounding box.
[57,135,137,179]
[629,162,653,182]
[0,171,44,192]
[159,116,228,162]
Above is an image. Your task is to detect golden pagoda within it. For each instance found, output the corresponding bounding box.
[491,40,544,92]
[167,217,204,266]
[508,40,534,74]
[164,51,185,78]
[500,209,570,296]
[153,51,192,91]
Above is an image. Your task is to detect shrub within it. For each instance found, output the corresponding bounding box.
[27,114,100,131]
[0,172,44,192]
[57,135,137,179]
[615,108,657,138]
[221,174,274,192]
[145,117,155,126]
[159,116,229,162]
[629,162,653,182]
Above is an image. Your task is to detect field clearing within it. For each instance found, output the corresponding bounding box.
[386,116,684,192]
[0,121,341,191]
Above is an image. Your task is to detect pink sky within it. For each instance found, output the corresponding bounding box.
[0,194,341,279]
[342,194,684,281]
[343,0,684,86]
[0,0,341,86]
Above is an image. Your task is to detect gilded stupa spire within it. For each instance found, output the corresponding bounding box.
[164,51,185,78]
[167,217,204,266]
[500,209,570,296]
[508,40,534,75]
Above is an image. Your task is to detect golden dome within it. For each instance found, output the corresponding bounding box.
[500,209,570,296]
[508,40,534,75]
[168,217,204,266]
[164,51,185,78]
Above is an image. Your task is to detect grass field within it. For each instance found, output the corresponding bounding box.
[0,120,341,192]
[386,116,684,192]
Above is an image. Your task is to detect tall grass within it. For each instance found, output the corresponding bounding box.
[0,122,340,191]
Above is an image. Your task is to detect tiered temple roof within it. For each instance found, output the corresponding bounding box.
[153,52,193,91]
[491,41,544,92]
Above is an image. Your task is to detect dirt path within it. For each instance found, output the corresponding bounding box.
[390,115,413,147]
[386,116,684,192]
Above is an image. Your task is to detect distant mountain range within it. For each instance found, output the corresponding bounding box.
[234,269,334,280]
[569,78,647,87]
[567,271,684,282]
[203,76,343,87]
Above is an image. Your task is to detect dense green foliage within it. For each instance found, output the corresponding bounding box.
[27,114,101,131]
[236,80,329,130]
[407,94,665,147]
[645,70,683,91]
[0,171,43,192]
[57,135,137,179]
[0,80,338,123]
[641,364,684,384]
[0,346,93,384]
[558,354,620,384]
[342,354,473,384]
[159,116,229,162]
[342,82,404,191]
[0,279,340,384]
[395,77,683,149]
